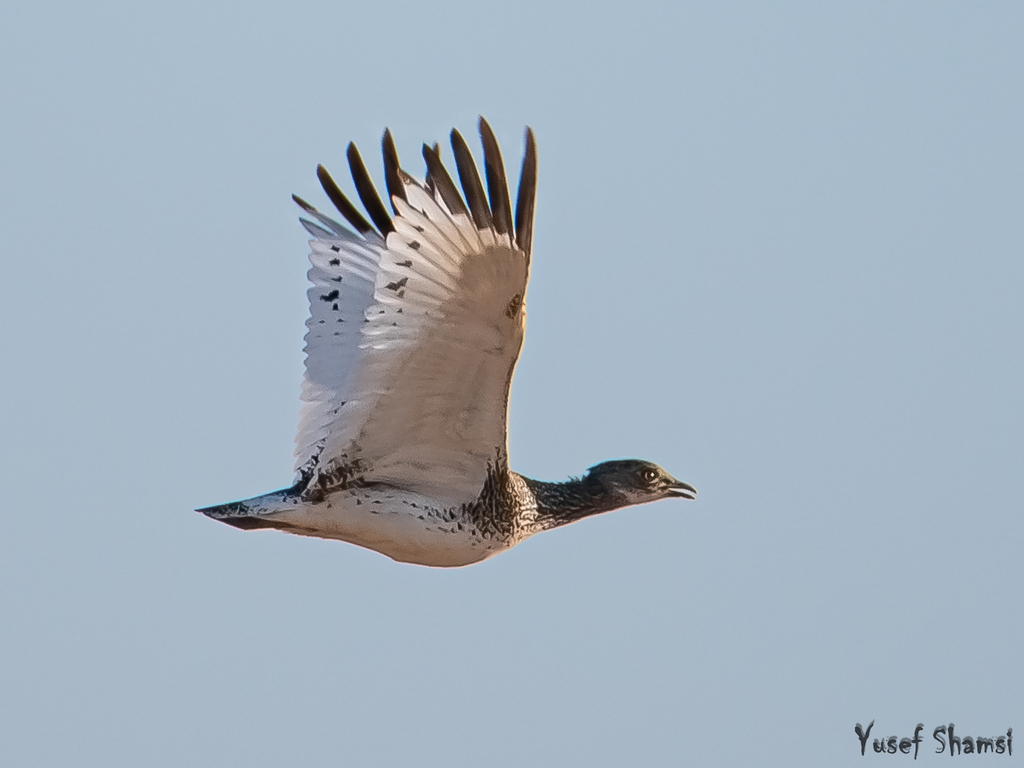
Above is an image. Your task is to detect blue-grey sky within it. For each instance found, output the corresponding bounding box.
[2,2,1021,765]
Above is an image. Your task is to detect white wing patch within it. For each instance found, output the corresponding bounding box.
[294,175,528,506]
[293,211,384,476]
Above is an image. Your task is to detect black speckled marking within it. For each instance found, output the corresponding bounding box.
[302,457,370,504]
[461,452,530,541]
[505,293,522,319]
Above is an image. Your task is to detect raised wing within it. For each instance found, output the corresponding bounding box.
[294,119,538,505]
[291,198,383,477]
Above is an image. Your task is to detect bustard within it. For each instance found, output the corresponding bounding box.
[198,118,696,567]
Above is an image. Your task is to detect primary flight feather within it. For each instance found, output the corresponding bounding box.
[198,118,696,567]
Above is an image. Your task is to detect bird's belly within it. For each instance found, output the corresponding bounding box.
[273,488,512,567]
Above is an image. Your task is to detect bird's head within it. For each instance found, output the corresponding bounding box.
[582,459,697,506]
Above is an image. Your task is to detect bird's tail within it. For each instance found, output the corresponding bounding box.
[196,486,302,531]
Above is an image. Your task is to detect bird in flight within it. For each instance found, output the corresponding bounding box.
[198,118,696,567]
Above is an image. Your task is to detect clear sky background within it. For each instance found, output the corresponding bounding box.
[2,2,1021,765]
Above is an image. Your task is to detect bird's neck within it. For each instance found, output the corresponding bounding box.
[520,475,622,531]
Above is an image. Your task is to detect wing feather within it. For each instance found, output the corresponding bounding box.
[450,128,492,231]
[479,117,514,238]
[422,142,470,219]
[400,177,480,256]
[381,129,406,214]
[346,142,394,236]
[295,120,534,504]
[293,203,383,475]
[514,128,538,258]
[314,165,375,236]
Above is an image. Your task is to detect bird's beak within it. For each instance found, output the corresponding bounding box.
[665,479,697,500]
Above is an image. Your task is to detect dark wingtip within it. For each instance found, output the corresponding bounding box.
[292,193,315,212]
[422,142,469,217]
[346,142,394,236]
[382,128,405,213]
[450,126,491,230]
[422,141,442,194]
[514,126,537,257]
[316,164,374,236]
[478,117,513,237]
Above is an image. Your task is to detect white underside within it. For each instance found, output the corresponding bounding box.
[243,487,518,567]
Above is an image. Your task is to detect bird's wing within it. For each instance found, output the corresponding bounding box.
[291,200,384,478]
[294,119,538,505]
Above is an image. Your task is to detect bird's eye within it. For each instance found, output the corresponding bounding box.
[641,468,658,483]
